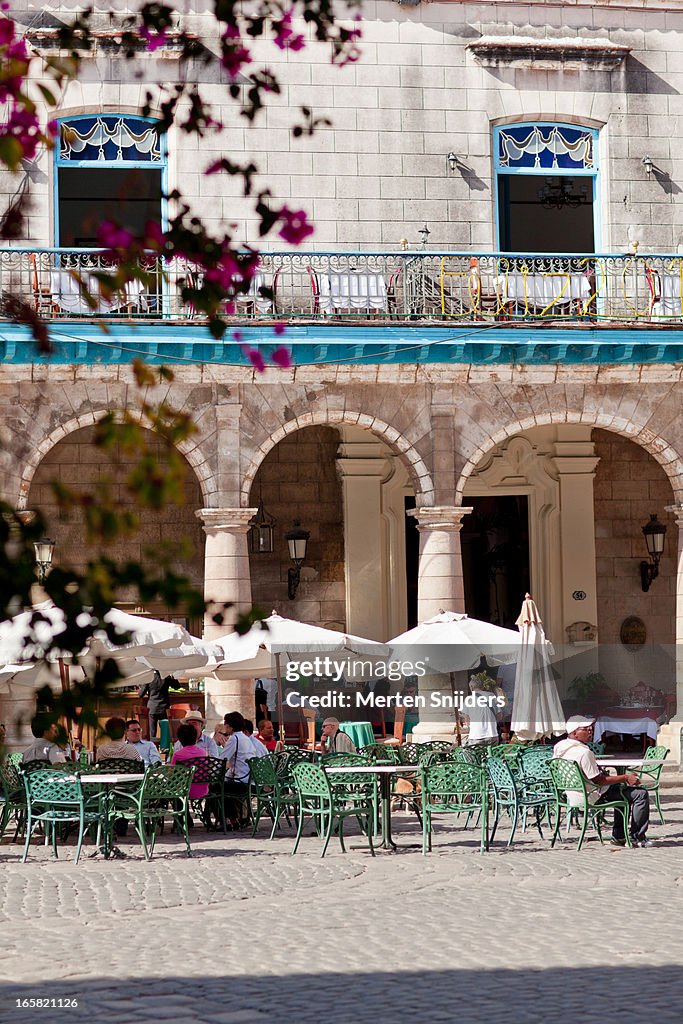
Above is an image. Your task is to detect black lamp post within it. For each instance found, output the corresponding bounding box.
[640,514,666,592]
[34,537,56,583]
[285,521,309,600]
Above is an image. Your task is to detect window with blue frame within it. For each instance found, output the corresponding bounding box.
[494,123,599,253]
[55,115,165,247]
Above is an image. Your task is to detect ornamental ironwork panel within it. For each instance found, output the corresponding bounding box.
[59,116,161,163]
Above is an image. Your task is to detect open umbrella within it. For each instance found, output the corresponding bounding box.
[210,612,391,741]
[510,594,565,742]
[389,610,522,673]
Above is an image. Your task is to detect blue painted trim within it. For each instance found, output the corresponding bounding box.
[1,321,683,366]
[494,122,600,251]
[54,115,167,247]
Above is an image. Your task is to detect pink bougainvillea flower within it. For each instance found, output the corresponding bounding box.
[0,16,15,46]
[46,119,59,137]
[271,345,292,368]
[97,221,135,250]
[272,321,286,336]
[278,206,314,246]
[139,26,169,51]
[242,345,266,372]
[143,220,165,250]
[273,9,305,52]
[220,26,252,77]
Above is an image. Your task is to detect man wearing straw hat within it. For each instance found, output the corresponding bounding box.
[172,710,220,757]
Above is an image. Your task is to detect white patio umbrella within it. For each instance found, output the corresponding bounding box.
[139,636,225,674]
[210,612,391,739]
[389,610,522,673]
[510,593,565,742]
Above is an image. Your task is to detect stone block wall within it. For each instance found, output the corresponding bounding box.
[8,0,683,251]
[27,424,205,616]
[592,428,676,696]
[248,425,346,626]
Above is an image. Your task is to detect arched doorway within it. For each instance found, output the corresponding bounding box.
[464,423,676,723]
[26,423,205,629]
[246,423,417,640]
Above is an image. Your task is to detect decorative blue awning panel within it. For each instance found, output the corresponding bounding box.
[1,322,682,366]
[497,124,595,171]
[58,116,161,164]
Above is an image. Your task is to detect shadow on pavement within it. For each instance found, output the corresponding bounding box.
[3,964,683,1024]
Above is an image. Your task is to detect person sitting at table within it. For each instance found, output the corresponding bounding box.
[96,717,142,762]
[463,680,499,747]
[220,712,253,829]
[242,719,269,758]
[212,723,230,749]
[554,715,652,848]
[124,719,161,766]
[320,717,356,754]
[256,718,280,753]
[173,710,220,758]
[22,715,67,764]
[171,723,209,801]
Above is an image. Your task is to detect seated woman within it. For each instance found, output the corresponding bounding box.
[171,722,209,801]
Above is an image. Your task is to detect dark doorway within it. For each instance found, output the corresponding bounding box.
[461,495,530,628]
[498,175,594,253]
[58,168,162,247]
[404,495,419,628]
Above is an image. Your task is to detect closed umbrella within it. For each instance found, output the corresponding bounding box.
[511,593,565,742]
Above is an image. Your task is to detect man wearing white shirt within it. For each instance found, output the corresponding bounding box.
[172,710,220,758]
[220,711,252,828]
[125,720,162,766]
[243,719,269,759]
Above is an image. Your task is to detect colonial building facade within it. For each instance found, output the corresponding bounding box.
[3,0,683,754]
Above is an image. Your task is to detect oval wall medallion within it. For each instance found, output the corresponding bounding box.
[620,616,647,651]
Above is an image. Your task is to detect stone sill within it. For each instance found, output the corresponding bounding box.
[468,36,631,71]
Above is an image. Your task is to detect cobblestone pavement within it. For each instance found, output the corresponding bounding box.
[2,786,683,1024]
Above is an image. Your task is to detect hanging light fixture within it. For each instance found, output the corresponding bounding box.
[285,520,310,600]
[537,177,588,210]
[640,514,666,592]
[34,537,56,583]
[249,498,276,554]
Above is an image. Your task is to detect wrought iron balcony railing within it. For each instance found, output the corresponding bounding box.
[1,248,682,325]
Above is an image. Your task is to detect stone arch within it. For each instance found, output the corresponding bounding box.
[240,410,434,508]
[16,409,217,510]
[455,406,683,505]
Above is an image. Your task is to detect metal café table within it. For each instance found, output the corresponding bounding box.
[75,772,145,859]
[325,764,419,852]
[595,757,663,768]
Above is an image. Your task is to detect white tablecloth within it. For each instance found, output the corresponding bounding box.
[233,272,273,313]
[651,271,682,317]
[319,271,387,311]
[51,270,144,314]
[495,272,591,309]
[593,715,661,742]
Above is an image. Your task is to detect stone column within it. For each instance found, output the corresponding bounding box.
[195,507,257,725]
[406,506,472,741]
[552,429,600,648]
[659,503,683,763]
[337,428,390,641]
[407,506,473,621]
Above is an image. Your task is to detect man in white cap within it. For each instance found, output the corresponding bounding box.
[173,710,220,757]
[554,715,652,848]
